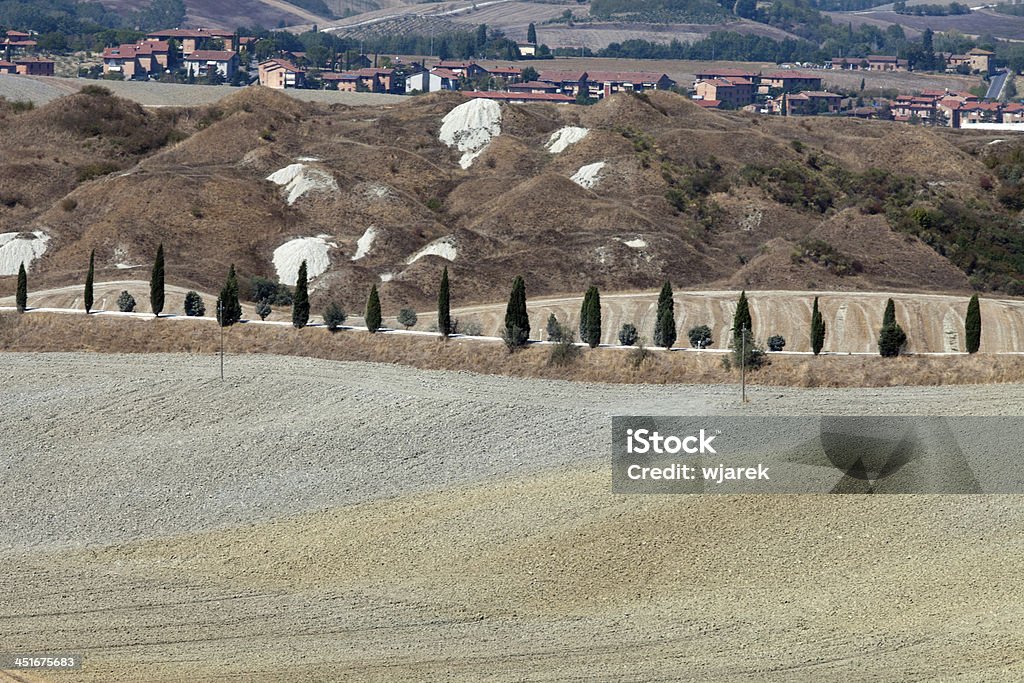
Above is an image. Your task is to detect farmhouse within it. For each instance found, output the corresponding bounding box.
[102,41,171,79]
[258,59,306,89]
[435,60,487,78]
[776,91,842,115]
[146,28,241,55]
[538,70,590,97]
[694,77,754,108]
[13,57,54,76]
[586,71,676,97]
[0,60,16,74]
[759,71,823,94]
[2,30,36,54]
[866,55,909,71]
[183,50,238,80]
[404,70,443,93]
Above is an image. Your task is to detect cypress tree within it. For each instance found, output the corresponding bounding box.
[653,281,674,347]
[84,250,95,314]
[150,243,165,317]
[216,264,242,327]
[657,305,676,349]
[527,22,537,44]
[504,275,530,347]
[733,290,752,340]
[365,284,382,333]
[292,260,309,329]
[582,285,601,348]
[15,262,27,313]
[883,298,896,327]
[965,294,981,354]
[578,287,593,341]
[438,266,451,338]
[811,296,825,355]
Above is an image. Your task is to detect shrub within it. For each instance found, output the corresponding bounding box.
[250,276,292,305]
[80,85,113,96]
[687,324,713,349]
[461,320,482,336]
[255,300,271,320]
[768,334,786,351]
[184,290,205,317]
[76,162,121,183]
[323,302,347,331]
[629,339,653,368]
[117,290,136,312]
[548,328,581,367]
[397,308,418,329]
[60,198,77,212]
[547,313,562,341]
[503,275,530,348]
[618,323,638,346]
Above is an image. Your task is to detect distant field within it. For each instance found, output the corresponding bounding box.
[0,75,404,107]
[825,7,1024,40]
[98,0,327,28]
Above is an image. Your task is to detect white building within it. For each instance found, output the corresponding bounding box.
[405,70,443,94]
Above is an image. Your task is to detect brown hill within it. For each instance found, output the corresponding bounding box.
[1,86,1020,314]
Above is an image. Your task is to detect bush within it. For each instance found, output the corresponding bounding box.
[117,290,136,312]
[547,313,563,341]
[255,300,271,321]
[397,308,418,329]
[76,162,122,183]
[250,276,292,305]
[461,320,483,336]
[80,85,113,96]
[767,335,786,351]
[323,302,347,331]
[59,198,77,212]
[618,323,638,346]
[548,329,582,367]
[687,324,713,349]
[183,290,205,316]
[629,339,653,368]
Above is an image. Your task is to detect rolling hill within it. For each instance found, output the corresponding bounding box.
[1,85,1022,322]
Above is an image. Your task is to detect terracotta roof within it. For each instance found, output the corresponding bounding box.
[694,99,721,108]
[0,60,15,67]
[486,66,521,75]
[430,68,460,79]
[351,67,392,77]
[185,50,236,61]
[103,41,170,59]
[437,60,479,69]
[801,90,841,98]
[321,72,358,81]
[463,91,574,102]
[508,81,558,90]
[3,40,36,47]
[1003,103,1024,112]
[260,58,303,73]
[5,30,30,38]
[539,70,588,82]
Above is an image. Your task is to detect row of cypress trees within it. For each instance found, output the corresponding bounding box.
[7,251,988,357]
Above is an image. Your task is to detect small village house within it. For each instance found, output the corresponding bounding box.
[258,59,306,89]
[13,57,54,76]
[102,41,171,79]
[694,77,754,108]
[183,50,239,80]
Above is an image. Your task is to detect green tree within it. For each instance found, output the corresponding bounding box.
[618,323,638,346]
[292,260,309,329]
[150,243,165,317]
[811,296,825,355]
[398,308,418,329]
[255,300,271,320]
[726,327,767,370]
[688,324,713,349]
[965,293,981,354]
[323,302,347,331]
[216,265,242,326]
[365,285,382,333]
[547,312,562,341]
[184,290,205,316]
[656,306,676,349]
[117,290,136,312]
[15,262,27,313]
[527,22,537,44]
[883,298,896,327]
[476,24,488,51]
[503,275,530,348]
[732,290,752,340]
[581,285,601,348]
[84,250,95,314]
[653,281,674,348]
[521,66,539,82]
[438,266,451,338]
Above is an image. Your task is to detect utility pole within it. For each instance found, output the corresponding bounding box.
[218,299,224,381]
[740,323,747,403]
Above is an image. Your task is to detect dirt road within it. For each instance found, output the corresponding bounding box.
[0,352,1022,681]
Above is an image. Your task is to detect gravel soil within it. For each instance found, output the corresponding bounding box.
[1,352,1023,681]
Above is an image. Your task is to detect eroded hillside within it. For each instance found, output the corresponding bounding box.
[1,86,1021,312]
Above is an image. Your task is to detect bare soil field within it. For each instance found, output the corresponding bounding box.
[98,0,329,29]
[826,7,1024,40]
[0,75,404,107]
[0,351,1022,681]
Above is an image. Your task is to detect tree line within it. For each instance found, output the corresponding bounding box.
[10,252,986,361]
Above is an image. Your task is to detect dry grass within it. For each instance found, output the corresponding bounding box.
[4,311,1024,388]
